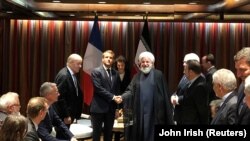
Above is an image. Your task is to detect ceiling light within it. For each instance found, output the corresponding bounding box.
[143,2,151,5]
[35,11,55,18]
[11,0,26,7]
[189,2,197,5]
[6,11,13,14]
[98,1,106,4]
[69,14,75,17]
[52,0,61,3]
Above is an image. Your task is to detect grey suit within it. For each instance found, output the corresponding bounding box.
[210,91,237,125]
[24,118,40,141]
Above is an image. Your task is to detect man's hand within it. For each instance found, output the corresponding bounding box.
[64,116,72,124]
[114,96,123,104]
[171,94,179,106]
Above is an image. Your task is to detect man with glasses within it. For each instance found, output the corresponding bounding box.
[0,92,21,128]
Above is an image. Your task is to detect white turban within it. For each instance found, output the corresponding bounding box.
[139,51,155,63]
[183,53,200,62]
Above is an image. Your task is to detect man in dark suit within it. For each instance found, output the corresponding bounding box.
[38,82,77,141]
[234,47,250,125]
[201,54,218,102]
[170,53,200,124]
[201,53,218,122]
[210,69,237,125]
[90,50,120,141]
[24,97,49,141]
[172,60,209,124]
[54,54,83,126]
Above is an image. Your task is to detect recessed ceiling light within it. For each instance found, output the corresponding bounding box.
[6,11,13,14]
[69,14,75,17]
[52,0,61,3]
[98,1,106,4]
[189,2,197,5]
[143,2,151,5]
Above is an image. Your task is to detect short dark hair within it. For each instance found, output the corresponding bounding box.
[206,53,215,65]
[186,60,201,74]
[115,55,126,63]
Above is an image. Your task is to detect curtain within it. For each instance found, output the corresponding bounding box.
[1,19,250,114]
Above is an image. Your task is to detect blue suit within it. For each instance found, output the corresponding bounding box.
[90,65,120,141]
[37,106,73,141]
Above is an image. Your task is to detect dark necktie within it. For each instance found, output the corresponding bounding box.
[107,68,112,81]
[73,74,78,96]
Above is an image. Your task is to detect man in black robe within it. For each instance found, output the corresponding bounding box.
[116,51,174,141]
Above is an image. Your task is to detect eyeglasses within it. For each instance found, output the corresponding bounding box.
[12,104,21,108]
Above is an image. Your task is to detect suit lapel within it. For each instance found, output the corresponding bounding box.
[211,92,236,124]
[239,104,248,117]
[66,67,78,96]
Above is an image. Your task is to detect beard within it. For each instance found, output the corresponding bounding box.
[12,111,21,116]
[140,66,152,74]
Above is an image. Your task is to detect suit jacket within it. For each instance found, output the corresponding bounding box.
[37,106,73,141]
[237,103,250,125]
[236,83,250,125]
[90,65,120,114]
[205,67,217,102]
[0,111,7,128]
[54,67,83,120]
[176,75,209,124]
[210,91,237,125]
[24,118,40,141]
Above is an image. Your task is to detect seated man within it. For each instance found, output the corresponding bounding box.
[0,92,21,128]
[24,97,49,141]
[209,99,222,119]
[38,82,77,141]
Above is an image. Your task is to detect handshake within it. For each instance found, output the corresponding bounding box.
[170,94,179,106]
[114,96,123,104]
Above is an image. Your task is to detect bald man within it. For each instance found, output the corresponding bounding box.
[54,53,84,127]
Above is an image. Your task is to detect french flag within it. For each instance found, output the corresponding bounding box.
[82,16,103,106]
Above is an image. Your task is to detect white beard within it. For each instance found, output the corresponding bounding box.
[12,112,21,116]
[140,66,152,74]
